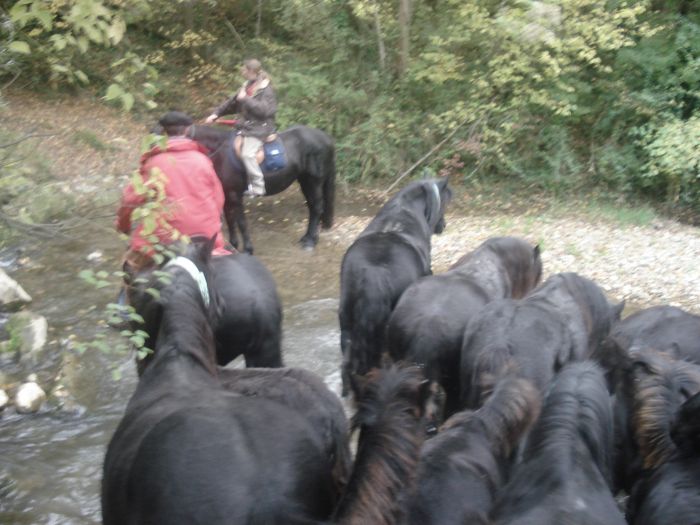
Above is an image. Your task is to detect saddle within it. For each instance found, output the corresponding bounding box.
[233,133,279,166]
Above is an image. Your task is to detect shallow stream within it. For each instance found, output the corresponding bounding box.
[0,189,367,524]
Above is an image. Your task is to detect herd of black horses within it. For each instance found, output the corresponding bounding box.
[101,125,700,524]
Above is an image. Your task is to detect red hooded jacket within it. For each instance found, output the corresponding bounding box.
[116,137,228,255]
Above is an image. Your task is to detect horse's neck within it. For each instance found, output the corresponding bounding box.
[142,291,218,386]
[333,414,423,524]
[193,125,232,153]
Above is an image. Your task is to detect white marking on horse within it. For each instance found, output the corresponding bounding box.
[165,256,210,308]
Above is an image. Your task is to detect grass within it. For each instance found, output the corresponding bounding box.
[586,201,658,226]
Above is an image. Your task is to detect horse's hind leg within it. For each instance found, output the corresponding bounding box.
[236,200,253,255]
[298,177,323,250]
[223,199,240,250]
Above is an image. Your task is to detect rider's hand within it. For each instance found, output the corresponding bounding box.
[205,114,218,123]
[236,88,247,100]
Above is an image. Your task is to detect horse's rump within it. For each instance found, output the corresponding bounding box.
[210,253,282,367]
[217,366,352,491]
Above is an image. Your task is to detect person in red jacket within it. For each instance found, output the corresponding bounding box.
[116,111,229,281]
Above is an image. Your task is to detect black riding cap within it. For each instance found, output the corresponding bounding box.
[158,111,193,128]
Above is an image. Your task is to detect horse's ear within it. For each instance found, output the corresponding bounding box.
[533,244,541,260]
[611,300,625,321]
[437,176,449,190]
[194,235,216,265]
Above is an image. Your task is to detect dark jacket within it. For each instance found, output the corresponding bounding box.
[214,78,277,139]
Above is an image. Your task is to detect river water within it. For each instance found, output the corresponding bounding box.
[0,189,366,524]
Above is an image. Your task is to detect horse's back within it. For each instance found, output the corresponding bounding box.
[105,397,334,524]
[612,305,700,360]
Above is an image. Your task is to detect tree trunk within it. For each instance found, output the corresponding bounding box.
[373,6,386,72]
[398,0,412,76]
[256,0,263,38]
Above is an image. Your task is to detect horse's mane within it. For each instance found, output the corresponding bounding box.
[523,361,614,485]
[630,350,700,469]
[333,365,426,525]
[443,376,540,461]
[470,343,518,407]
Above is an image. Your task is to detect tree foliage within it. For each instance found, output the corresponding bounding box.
[1,0,699,215]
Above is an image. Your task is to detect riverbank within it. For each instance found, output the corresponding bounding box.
[2,89,700,314]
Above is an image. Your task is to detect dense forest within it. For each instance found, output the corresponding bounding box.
[1,0,699,217]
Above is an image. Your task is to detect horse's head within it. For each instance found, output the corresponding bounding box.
[626,348,700,469]
[128,237,221,376]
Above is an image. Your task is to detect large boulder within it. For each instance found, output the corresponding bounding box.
[0,269,32,312]
[15,377,46,414]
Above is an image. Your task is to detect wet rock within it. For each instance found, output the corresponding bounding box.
[15,378,46,413]
[6,311,48,363]
[86,250,103,262]
[0,389,8,411]
[50,383,86,416]
[0,269,32,312]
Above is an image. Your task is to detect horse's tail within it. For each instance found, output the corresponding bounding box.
[321,142,335,229]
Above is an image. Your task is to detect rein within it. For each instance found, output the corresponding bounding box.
[165,256,211,308]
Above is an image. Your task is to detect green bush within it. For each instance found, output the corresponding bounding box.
[640,115,700,210]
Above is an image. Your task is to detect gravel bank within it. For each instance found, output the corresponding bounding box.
[327,210,700,314]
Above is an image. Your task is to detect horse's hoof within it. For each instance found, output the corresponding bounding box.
[244,247,254,255]
[299,237,317,251]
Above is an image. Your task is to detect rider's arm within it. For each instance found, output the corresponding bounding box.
[210,93,240,120]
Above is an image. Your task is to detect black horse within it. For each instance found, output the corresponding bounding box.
[217,366,353,493]
[210,252,283,367]
[387,236,542,419]
[490,362,626,525]
[102,240,341,524]
[128,248,283,369]
[339,178,452,397]
[595,304,700,390]
[189,124,335,253]
[330,365,431,525]
[627,399,700,525]
[623,357,700,524]
[460,272,624,408]
[606,345,700,496]
[408,377,541,525]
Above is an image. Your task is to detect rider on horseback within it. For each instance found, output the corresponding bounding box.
[116,111,230,283]
[205,58,277,197]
